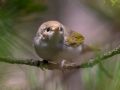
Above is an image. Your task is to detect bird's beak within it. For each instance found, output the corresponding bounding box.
[52,27,59,32]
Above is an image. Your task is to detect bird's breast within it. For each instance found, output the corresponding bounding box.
[34,38,83,63]
[34,41,63,60]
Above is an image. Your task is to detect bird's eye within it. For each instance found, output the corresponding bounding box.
[59,27,63,31]
[46,27,51,32]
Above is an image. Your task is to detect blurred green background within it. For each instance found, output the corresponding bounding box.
[0,0,120,90]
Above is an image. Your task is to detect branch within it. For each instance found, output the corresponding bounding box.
[0,45,120,70]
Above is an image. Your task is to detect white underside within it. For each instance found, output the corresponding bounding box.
[34,37,83,63]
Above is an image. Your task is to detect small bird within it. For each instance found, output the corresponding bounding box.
[34,21,86,67]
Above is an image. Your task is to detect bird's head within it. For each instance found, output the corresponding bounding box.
[37,21,64,44]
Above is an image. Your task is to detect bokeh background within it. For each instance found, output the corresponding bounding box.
[0,0,120,90]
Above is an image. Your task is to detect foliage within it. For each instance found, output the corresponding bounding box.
[0,0,47,55]
[0,0,47,89]
[0,0,47,16]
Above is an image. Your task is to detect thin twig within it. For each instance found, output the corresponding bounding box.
[0,45,120,70]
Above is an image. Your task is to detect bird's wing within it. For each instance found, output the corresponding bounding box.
[64,28,85,47]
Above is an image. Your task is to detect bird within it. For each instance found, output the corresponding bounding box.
[33,20,87,67]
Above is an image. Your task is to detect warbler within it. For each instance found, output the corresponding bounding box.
[34,21,88,67]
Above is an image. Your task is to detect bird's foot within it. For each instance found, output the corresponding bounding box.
[60,59,66,68]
